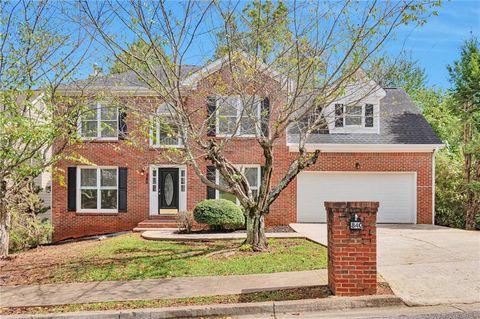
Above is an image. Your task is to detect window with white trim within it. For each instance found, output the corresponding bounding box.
[216,165,261,204]
[78,167,118,212]
[334,104,375,128]
[150,104,183,147]
[80,103,118,139]
[216,96,261,136]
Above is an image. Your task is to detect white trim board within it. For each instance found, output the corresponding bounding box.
[287,143,444,153]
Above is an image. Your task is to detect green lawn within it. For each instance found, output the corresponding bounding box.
[52,234,327,283]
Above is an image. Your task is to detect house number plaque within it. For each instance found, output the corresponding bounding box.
[349,214,363,230]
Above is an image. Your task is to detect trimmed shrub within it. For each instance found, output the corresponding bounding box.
[193,199,245,230]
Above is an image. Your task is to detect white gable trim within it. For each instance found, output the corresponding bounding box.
[181,52,286,89]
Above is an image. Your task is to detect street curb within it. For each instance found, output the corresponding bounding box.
[0,295,403,319]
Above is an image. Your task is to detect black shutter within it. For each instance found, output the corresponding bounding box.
[67,167,76,211]
[118,167,128,212]
[335,104,344,128]
[365,104,374,127]
[206,165,216,199]
[261,97,270,137]
[207,96,216,137]
[118,108,128,140]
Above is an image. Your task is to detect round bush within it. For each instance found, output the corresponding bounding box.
[193,199,245,229]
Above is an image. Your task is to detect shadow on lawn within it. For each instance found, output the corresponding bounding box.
[55,241,242,283]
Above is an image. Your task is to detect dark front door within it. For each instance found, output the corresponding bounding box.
[158,168,179,213]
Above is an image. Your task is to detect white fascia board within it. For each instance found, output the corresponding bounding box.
[287,143,445,153]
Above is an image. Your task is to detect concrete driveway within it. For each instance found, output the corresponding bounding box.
[290,223,480,306]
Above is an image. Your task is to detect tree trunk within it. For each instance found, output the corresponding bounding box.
[0,181,10,259]
[245,211,267,251]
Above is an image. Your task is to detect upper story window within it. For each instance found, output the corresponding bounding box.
[80,103,118,140]
[217,165,261,204]
[150,104,183,148]
[216,96,261,136]
[78,167,118,212]
[335,103,374,128]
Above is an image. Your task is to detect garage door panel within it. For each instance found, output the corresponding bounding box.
[297,172,416,223]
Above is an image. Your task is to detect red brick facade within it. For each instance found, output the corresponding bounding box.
[325,201,378,296]
[51,67,436,242]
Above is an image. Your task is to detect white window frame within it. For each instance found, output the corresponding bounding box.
[216,96,261,137]
[79,103,119,141]
[150,104,183,148]
[215,164,261,204]
[77,166,118,213]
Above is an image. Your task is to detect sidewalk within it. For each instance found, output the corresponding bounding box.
[0,270,327,308]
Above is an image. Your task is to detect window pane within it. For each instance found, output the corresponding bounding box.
[218,117,237,135]
[83,105,97,121]
[346,105,362,115]
[345,105,362,126]
[100,120,118,137]
[81,169,97,187]
[81,189,97,209]
[244,167,258,187]
[101,107,117,120]
[101,169,117,187]
[218,98,238,116]
[219,191,237,203]
[345,116,362,126]
[81,121,98,138]
[240,116,256,135]
[101,189,117,209]
[219,173,229,187]
[365,104,374,128]
[159,120,180,145]
[334,104,344,128]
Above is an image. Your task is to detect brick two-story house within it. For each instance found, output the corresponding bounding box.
[52,58,443,242]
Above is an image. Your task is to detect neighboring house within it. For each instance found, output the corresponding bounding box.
[33,169,52,221]
[51,58,443,242]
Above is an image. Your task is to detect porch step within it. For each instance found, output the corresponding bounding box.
[147,215,177,220]
[133,227,178,232]
[134,216,177,232]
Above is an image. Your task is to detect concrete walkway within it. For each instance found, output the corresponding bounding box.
[0,270,327,308]
[290,223,480,306]
[142,230,305,241]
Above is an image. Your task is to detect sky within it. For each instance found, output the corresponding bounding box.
[70,0,480,90]
[387,0,480,89]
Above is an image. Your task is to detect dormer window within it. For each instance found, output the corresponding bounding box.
[335,103,375,128]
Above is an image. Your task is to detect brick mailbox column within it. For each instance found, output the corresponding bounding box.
[325,201,379,296]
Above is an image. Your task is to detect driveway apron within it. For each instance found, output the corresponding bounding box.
[290,223,480,306]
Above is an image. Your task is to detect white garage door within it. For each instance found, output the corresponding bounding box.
[297,172,416,223]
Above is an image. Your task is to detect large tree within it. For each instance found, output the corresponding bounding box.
[80,0,439,251]
[0,0,91,258]
[447,37,480,230]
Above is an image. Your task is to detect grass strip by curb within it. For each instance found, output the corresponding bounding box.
[0,286,331,316]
